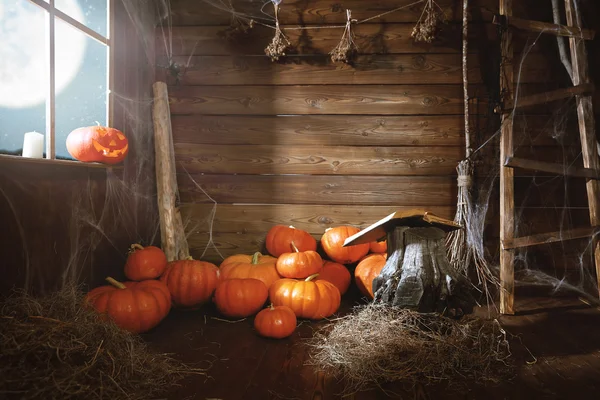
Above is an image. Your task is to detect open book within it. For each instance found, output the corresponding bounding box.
[343,209,461,247]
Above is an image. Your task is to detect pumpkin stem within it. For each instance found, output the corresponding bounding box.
[130,243,144,252]
[269,303,275,311]
[251,252,262,265]
[185,256,194,260]
[106,277,127,289]
[290,241,300,253]
[305,273,320,282]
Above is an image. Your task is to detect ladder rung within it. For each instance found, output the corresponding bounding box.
[501,83,594,112]
[502,227,600,250]
[494,15,595,40]
[505,157,600,179]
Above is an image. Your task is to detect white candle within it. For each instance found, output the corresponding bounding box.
[22,131,44,158]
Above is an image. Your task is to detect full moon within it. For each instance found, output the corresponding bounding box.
[0,0,86,108]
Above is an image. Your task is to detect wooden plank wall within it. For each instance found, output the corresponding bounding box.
[162,0,580,264]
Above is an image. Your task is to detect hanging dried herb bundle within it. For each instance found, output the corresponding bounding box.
[265,2,291,61]
[411,0,444,43]
[330,10,358,63]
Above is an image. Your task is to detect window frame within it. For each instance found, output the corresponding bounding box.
[26,0,114,160]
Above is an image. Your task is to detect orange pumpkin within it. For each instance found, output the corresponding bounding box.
[214,278,268,318]
[219,252,281,289]
[124,243,167,281]
[265,225,317,257]
[354,253,387,299]
[316,261,351,295]
[66,125,129,164]
[276,242,323,279]
[85,277,171,334]
[160,258,219,308]
[321,226,370,264]
[254,304,297,339]
[269,274,341,320]
[369,239,387,254]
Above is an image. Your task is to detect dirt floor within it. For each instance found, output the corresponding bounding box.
[143,285,600,400]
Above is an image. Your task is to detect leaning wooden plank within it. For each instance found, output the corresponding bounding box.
[565,0,600,297]
[502,227,599,250]
[499,0,515,315]
[505,157,600,180]
[152,81,190,261]
[177,174,456,206]
[174,144,463,176]
[167,84,488,115]
[501,83,594,112]
[494,15,594,40]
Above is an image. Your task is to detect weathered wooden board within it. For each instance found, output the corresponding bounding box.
[160,23,497,57]
[170,53,550,85]
[167,84,488,115]
[174,144,463,175]
[177,174,456,205]
[180,203,457,234]
[171,115,468,146]
[168,0,504,26]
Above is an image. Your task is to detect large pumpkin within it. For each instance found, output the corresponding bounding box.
[254,304,297,339]
[265,225,317,257]
[219,252,281,289]
[85,277,171,334]
[214,278,268,318]
[354,253,387,299]
[160,258,219,308]
[66,125,129,164]
[269,274,341,320]
[124,243,167,281]
[316,261,351,295]
[275,242,323,279]
[321,226,370,264]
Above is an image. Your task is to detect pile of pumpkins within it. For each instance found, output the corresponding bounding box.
[85,225,388,339]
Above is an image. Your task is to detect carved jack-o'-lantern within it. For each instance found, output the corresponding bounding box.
[66,125,129,164]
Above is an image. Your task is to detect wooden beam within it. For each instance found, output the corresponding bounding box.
[494,14,595,40]
[502,227,599,250]
[565,0,600,298]
[499,0,515,315]
[505,156,600,180]
[501,83,594,112]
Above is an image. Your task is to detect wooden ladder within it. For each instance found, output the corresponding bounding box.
[496,0,600,314]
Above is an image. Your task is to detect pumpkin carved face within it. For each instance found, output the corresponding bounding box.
[66,125,129,164]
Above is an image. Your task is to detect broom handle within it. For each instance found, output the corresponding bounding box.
[462,0,471,159]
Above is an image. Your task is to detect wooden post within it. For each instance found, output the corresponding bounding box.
[152,81,190,261]
[499,0,515,315]
[564,0,600,298]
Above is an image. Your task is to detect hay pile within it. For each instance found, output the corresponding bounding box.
[0,285,205,400]
[309,304,513,394]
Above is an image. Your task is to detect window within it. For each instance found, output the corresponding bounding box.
[0,0,112,160]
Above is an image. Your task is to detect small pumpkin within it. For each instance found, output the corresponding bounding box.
[219,252,281,289]
[160,258,219,308]
[66,125,129,164]
[316,261,351,295]
[321,226,370,264]
[214,278,268,318]
[354,253,387,299]
[254,304,297,339]
[269,274,341,320]
[85,277,171,334]
[265,225,317,257]
[369,239,387,254]
[276,242,323,279]
[124,243,167,281]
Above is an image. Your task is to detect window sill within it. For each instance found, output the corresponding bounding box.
[0,154,124,170]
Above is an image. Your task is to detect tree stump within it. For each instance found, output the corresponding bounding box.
[372,226,475,317]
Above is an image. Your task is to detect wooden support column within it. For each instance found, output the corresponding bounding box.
[152,81,190,261]
[564,0,600,297]
[499,0,515,315]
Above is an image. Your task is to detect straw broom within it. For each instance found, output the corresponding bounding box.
[446,0,499,306]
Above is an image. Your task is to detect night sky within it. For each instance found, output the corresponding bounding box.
[0,0,108,159]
